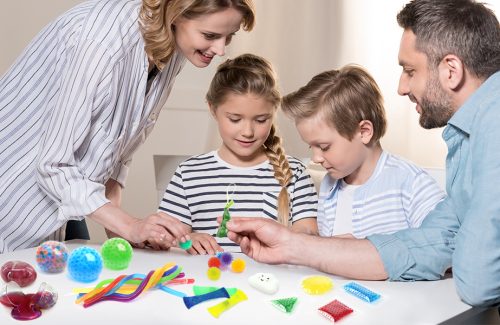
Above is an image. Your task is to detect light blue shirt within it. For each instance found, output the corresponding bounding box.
[318,151,445,238]
[368,71,500,307]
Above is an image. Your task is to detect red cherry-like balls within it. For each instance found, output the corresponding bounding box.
[1,261,37,287]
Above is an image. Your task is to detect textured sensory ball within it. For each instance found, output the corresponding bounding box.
[1,261,37,287]
[207,256,221,268]
[67,247,103,282]
[207,267,221,281]
[100,238,133,270]
[231,258,246,273]
[36,241,69,273]
[219,252,233,266]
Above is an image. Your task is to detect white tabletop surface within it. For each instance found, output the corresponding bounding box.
[0,241,471,324]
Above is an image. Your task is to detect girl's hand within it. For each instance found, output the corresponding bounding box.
[186,233,223,255]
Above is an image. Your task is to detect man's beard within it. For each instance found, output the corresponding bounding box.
[418,74,455,129]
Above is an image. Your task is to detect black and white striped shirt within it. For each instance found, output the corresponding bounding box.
[158,151,318,252]
[0,0,185,252]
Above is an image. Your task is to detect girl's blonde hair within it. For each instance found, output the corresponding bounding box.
[206,53,293,227]
[282,65,387,146]
[140,0,256,70]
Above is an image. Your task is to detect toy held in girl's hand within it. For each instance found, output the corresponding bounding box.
[1,261,37,287]
[0,282,58,321]
[68,246,103,282]
[100,237,133,270]
[36,241,69,273]
[179,239,192,250]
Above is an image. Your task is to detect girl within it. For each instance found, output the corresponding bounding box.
[0,0,255,252]
[158,53,318,254]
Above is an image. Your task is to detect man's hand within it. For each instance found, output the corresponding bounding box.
[226,217,293,265]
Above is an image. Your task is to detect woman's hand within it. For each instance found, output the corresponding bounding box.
[131,212,191,250]
[90,205,190,249]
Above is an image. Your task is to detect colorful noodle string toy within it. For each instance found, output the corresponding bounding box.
[73,263,192,307]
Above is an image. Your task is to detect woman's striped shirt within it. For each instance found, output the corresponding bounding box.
[0,0,185,252]
[158,151,318,252]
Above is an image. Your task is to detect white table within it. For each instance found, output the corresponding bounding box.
[0,241,471,324]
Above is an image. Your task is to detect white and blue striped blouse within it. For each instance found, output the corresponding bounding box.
[0,0,185,252]
[317,151,446,238]
[158,151,318,252]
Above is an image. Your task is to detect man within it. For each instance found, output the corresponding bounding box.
[226,0,500,307]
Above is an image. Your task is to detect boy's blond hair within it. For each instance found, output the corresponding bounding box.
[206,53,293,227]
[282,65,387,145]
[139,0,255,70]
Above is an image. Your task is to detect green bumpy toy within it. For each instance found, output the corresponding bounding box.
[216,199,234,237]
[100,237,133,270]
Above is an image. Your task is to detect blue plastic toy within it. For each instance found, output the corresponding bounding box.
[67,247,103,282]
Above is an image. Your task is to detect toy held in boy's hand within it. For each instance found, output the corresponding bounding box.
[1,261,37,287]
[36,241,69,273]
[68,246,103,282]
[0,282,58,321]
[101,237,133,270]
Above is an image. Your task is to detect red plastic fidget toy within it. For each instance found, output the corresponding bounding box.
[318,299,353,322]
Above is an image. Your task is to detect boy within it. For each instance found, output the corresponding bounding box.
[281,65,445,238]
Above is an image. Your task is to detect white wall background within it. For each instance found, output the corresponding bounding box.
[1,0,499,240]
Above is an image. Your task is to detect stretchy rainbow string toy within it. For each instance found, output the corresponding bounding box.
[74,263,189,307]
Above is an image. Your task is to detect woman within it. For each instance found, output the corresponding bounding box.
[0,0,255,252]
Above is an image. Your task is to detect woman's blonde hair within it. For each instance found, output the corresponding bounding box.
[206,53,293,227]
[282,65,387,146]
[140,0,256,70]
